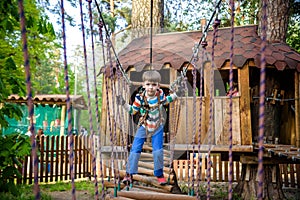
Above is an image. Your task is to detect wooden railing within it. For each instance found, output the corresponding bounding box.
[173,153,241,182]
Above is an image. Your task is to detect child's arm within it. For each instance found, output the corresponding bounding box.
[159,89,177,105]
[117,95,141,115]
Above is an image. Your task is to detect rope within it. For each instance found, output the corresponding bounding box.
[96,17,106,199]
[183,77,191,195]
[94,0,131,86]
[190,43,199,196]
[86,0,101,198]
[115,69,125,162]
[111,65,121,193]
[196,41,207,200]
[150,0,153,67]
[61,0,76,199]
[206,11,221,199]
[228,0,235,199]
[257,0,267,199]
[18,1,40,199]
[180,0,222,78]
[105,38,118,195]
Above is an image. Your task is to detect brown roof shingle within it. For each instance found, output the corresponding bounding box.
[116,25,300,72]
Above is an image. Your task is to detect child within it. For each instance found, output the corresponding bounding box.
[117,70,178,185]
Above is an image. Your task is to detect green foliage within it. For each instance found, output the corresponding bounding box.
[0,134,31,195]
[0,184,52,200]
[287,20,300,53]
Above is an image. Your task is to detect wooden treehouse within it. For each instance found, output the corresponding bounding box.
[101,25,300,154]
[99,25,300,198]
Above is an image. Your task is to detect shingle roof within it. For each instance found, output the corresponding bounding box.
[117,25,300,72]
[6,94,87,110]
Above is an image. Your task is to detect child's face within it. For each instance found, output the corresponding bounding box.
[143,81,159,97]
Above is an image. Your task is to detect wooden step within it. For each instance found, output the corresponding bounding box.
[116,190,196,200]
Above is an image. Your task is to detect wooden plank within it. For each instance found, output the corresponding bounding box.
[40,135,44,182]
[218,155,222,182]
[29,154,33,184]
[78,135,82,178]
[214,98,223,144]
[201,154,206,181]
[184,160,188,182]
[282,164,289,187]
[60,135,64,181]
[55,136,59,182]
[50,136,54,182]
[239,65,252,145]
[74,135,78,179]
[118,170,174,192]
[212,155,217,181]
[64,136,68,180]
[100,76,107,146]
[116,190,197,200]
[179,160,183,181]
[295,71,300,147]
[45,136,49,182]
[296,164,300,188]
[290,164,295,188]
[138,161,171,173]
[23,156,28,184]
[224,161,228,182]
[235,161,240,181]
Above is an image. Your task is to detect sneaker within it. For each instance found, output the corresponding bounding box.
[157,176,167,185]
[122,173,132,184]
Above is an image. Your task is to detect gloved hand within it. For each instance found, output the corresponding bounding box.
[116,95,126,105]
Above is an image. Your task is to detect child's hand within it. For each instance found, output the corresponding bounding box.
[116,95,126,105]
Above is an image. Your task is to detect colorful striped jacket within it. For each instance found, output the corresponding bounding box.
[124,89,177,132]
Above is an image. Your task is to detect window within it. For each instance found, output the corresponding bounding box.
[214,69,238,96]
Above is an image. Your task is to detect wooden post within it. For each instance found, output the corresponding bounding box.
[295,71,300,147]
[60,105,66,136]
[239,64,252,145]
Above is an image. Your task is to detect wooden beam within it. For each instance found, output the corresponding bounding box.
[116,191,196,200]
[119,170,173,192]
[239,65,252,145]
[295,71,300,147]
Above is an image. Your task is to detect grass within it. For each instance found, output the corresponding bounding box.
[0,180,98,200]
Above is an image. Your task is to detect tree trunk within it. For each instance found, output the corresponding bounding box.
[234,163,286,200]
[131,0,164,39]
[258,0,290,43]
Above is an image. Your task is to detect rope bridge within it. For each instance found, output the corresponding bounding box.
[16,0,280,199]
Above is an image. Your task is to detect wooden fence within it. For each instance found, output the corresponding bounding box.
[11,135,300,189]
[173,153,241,182]
[18,135,92,184]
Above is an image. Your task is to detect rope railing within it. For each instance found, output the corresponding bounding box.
[60,0,76,199]
[257,0,268,199]
[18,1,40,199]
[228,0,235,199]
[86,0,101,198]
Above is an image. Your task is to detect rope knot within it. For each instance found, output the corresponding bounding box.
[201,40,208,48]
[213,19,221,28]
[97,21,104,29]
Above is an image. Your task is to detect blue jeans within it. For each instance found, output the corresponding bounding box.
[126,125,164,177]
